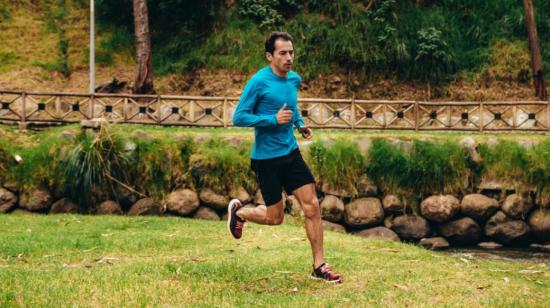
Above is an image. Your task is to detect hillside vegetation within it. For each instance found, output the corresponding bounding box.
[0,0,548,99]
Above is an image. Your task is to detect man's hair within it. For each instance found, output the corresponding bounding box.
[265,31,294,55]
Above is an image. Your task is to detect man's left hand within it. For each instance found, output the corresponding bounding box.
[299,126,313,139]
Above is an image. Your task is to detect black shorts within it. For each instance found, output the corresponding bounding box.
[251,148,316,206]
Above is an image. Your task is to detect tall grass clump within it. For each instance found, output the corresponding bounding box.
[128,135,195,200]
[307,139,365,196]
[365,139,408,198]
[7,133,71,192]
[191,138,255,194]
[406,140,468,197]
[477,140,530,193]
[366,139,469,209]
[57,126,129,209]
[527,140,550,205]
[0,140,13,184]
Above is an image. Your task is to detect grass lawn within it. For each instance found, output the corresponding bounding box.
[0,214,549,307]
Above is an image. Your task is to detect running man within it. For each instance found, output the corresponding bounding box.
[227,31,342,283]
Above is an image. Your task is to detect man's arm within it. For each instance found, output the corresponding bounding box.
[232,79,278,127]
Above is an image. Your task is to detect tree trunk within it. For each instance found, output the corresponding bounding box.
[522,0,547,100]
[132,0,155,94]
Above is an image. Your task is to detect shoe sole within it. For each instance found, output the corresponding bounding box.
[227,199,241,239]
[309,275,343,284]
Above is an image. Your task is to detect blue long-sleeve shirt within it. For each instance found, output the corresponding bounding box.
[232,66,305,160]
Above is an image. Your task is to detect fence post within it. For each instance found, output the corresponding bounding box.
[351,95,356,129]
[124,97,128,121]
[223,97,228,127]
[21,91,27,123]
[415,101,419,131]
[90,94,94,119]
[479,101,484,132]
[157,95,161,124]
[512,104,517,129]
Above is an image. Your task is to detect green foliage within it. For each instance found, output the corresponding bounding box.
[238,0,302,28]
[129,136,193,200]
[365,139,408,195]
[96,28,135,66]
[307,139,365,196]
[0,3,10,22]
[39,0,70,77]
[166,18,265,73]
[527,140,550,205]
[483,40,531,83]
[58,127,129,209]
[192,138,255,194]
[477,140,530,192]
[406,140,468,196]
[414,27,455,84]
[95,0,223,73]
[6,133,69,192]
[366,139,469,207]
[0,140,13,184]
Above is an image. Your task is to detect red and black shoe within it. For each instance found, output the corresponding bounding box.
[227,199,246,239]
[311,263,343,284]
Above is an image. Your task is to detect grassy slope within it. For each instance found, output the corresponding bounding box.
[0,1,543,101]
[0,214,549,307]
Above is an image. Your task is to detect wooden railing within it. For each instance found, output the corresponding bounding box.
[1,90,549,131]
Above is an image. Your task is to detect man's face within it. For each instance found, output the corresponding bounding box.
[267,39,294,74]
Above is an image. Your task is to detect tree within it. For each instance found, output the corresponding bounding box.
[132,0,155,94]
[522,0,547,100]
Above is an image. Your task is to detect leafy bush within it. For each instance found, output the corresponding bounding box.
[307,139,365,196]
[238,0,302,28]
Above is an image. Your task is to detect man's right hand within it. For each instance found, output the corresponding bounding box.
[276,103,293,125]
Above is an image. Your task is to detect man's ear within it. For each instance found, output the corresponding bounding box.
[265,52,273,62]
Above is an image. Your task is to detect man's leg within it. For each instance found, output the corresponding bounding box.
[236,200,284,225]
[292,183,324,268]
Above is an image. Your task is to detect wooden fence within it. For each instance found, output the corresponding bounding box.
[1,90,549,131]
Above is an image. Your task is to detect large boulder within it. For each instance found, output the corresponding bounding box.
[199,188,229,210]
[502,194,533,219]
[321,182,353,198]
[460,194,499,221]
[391,215,430,241]
[439,217,481,245]
[96,200,123,215]
[355,226,400,242]
[420,195,460,222]
[528,209,550,242]
[382,195,403,213]
[19,186,53,212]
[484,211,530,244]
[322,220,346,233]
[49,198,79,214]
[344,197,384,228]
[0,187,17,213]
[166,189,199,216]
[229,186,252,204]
[320,195,344,222]
[419,237,450,250]
[128,198,163,216]
[192,206,220,220]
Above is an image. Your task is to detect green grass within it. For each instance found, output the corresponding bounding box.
[0,214,549,306]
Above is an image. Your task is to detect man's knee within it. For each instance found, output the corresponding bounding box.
[301,198,320,218]
[266,213,284,225]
